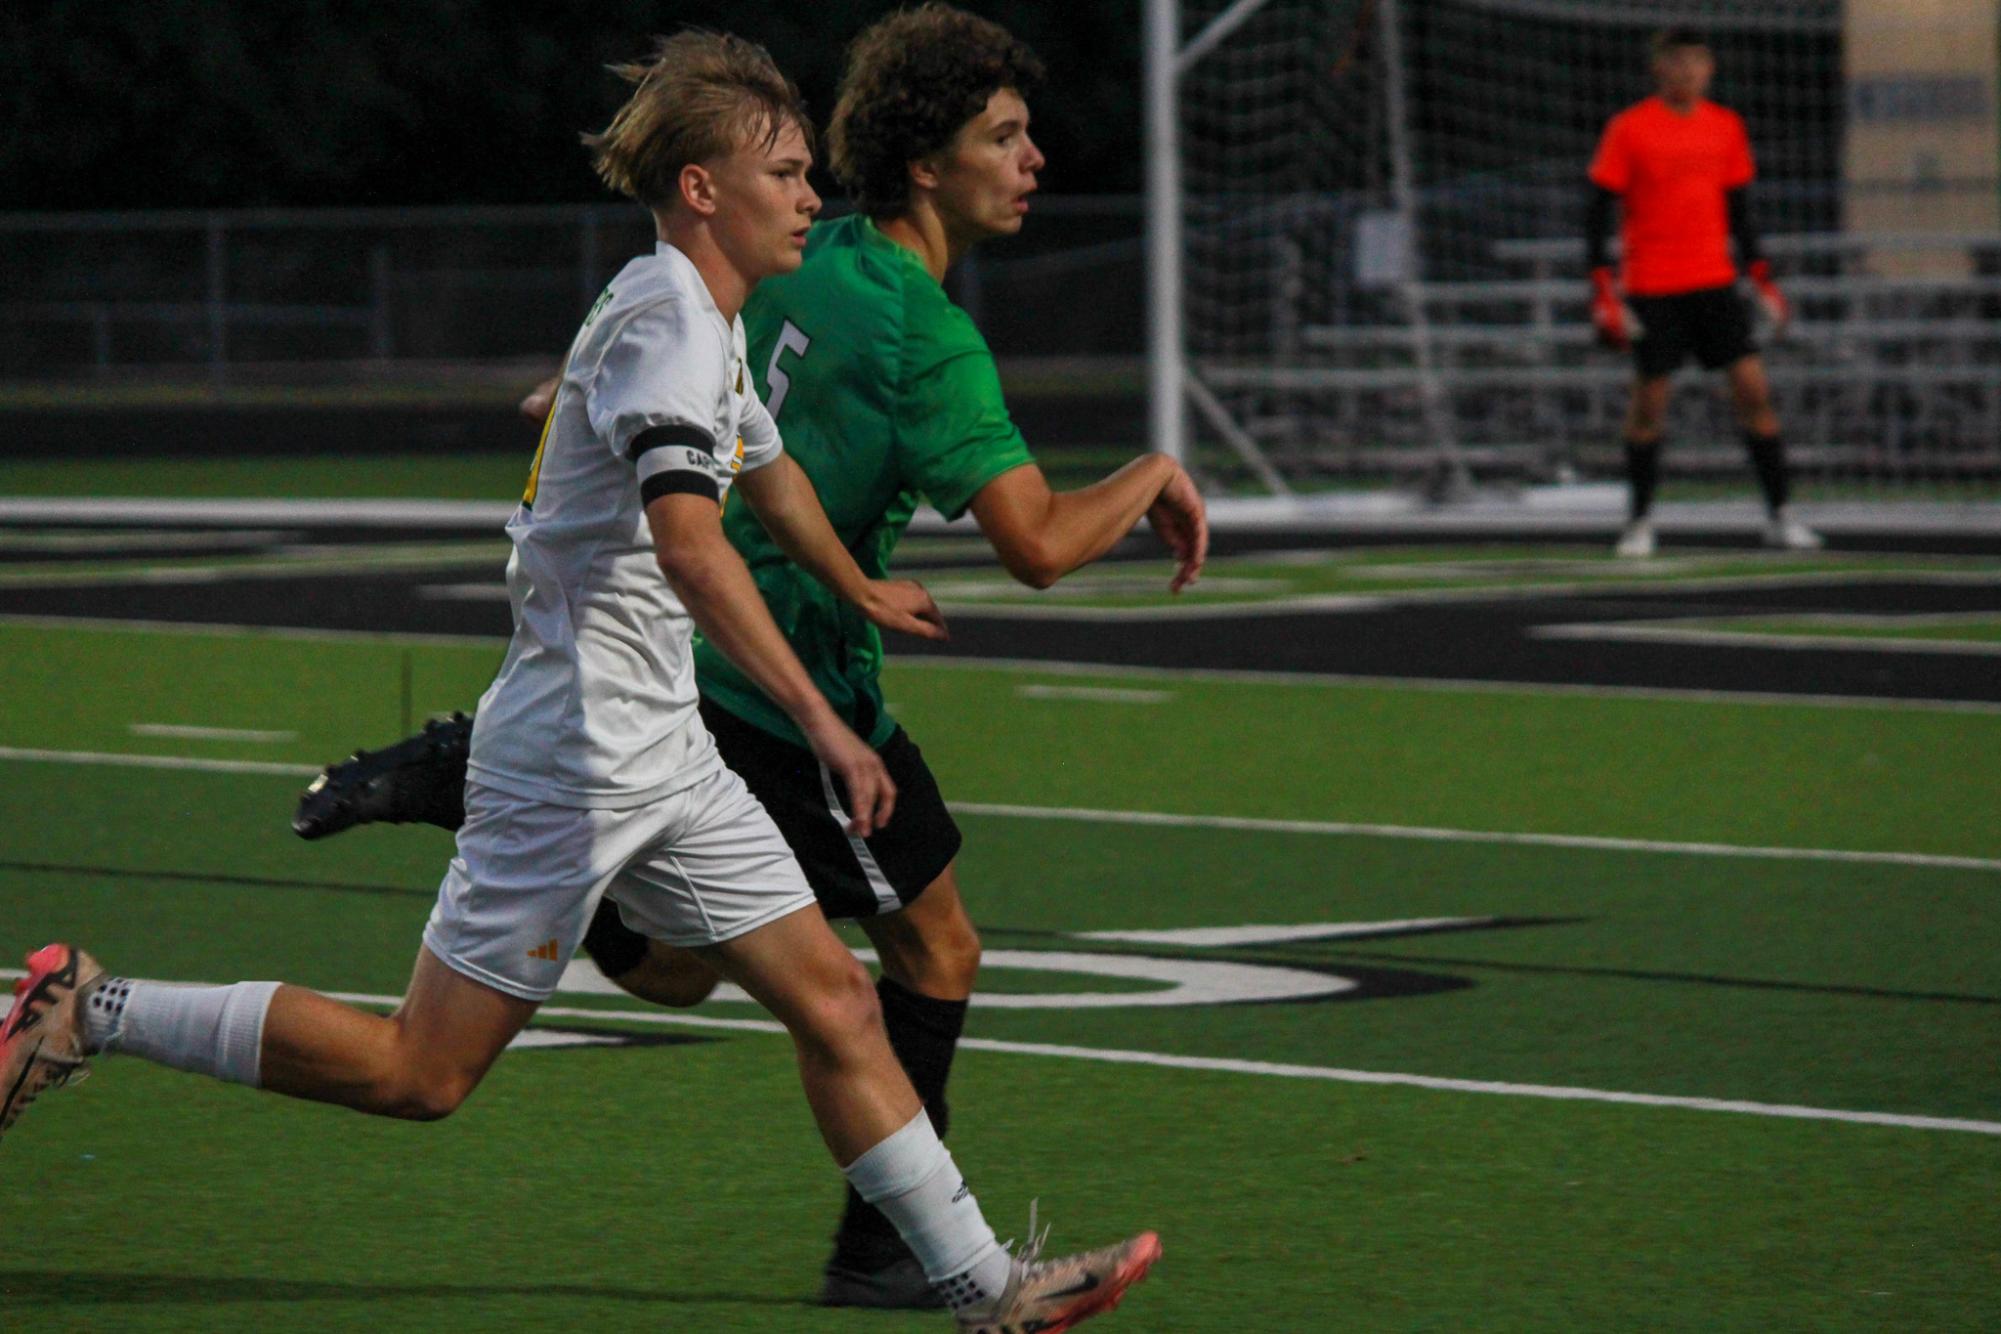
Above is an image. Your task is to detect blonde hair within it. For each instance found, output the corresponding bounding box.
[584,31,812,211]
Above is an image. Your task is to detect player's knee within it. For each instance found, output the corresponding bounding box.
[374,1065,479,1122]
[929,916,982,993]
[798,954,884,1055]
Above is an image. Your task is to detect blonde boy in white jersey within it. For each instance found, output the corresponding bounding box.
[0,33,1158,1332]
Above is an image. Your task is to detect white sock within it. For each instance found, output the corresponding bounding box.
[84,978,280,1087]
[842,1111,1012,1310]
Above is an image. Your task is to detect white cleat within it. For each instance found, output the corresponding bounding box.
[1613,519,1656,559]
[1764,511,1824,551]
[1,944,103,1143]
[953,1222,1161,1334]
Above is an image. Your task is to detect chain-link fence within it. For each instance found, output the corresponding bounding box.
[0,200,1148,380]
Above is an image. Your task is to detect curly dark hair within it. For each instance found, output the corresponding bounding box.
[829,4,1045,219]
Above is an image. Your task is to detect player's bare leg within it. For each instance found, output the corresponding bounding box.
[697,902,921,1160]
[4,941,535,1139]
[590,930,723,1008]
[816,865,983,1305]
[1724,354,1819,549]
[587,870,983,1308]
[259,946,535,1118]
[860,864,980,1002]
[1616,375,1671,557]
[698,900,1157,1329]
[1725,353,1778,438]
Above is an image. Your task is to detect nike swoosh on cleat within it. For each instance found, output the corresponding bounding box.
[1041,1273,1103,1301]
[3,1035,45,1121]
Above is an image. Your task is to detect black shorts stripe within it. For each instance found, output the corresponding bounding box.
[699,699,961,919]
[640,471,720,505]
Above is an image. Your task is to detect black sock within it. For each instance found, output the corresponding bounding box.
[833,978,971,1259]
[1624,439,1661,520]
[1743,431,1789,514]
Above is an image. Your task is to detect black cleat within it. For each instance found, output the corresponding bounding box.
[819,1256,946,1310]
[292,712,473,840]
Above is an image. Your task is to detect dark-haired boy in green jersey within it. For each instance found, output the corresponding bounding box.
[296,6,1203,1315]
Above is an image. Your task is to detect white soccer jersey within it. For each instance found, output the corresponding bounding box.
[467,241,783,808]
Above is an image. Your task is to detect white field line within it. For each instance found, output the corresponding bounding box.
[2,745,1996,873]
[129,724,297,743]
[4,969,1990,1137]
[0,613,506,648]
[0,497,516,527]
[0,544,507,590]
[949,801,2001,875]
[6,613,2000,713]
[0,528,297,554]
[417,583,513,601]
[0,746,317,777]
[1014,684,1174,704]
[931,567,2001,622]
[1535,622,2001,657]
[1077,918,1495,947]
[899,653,2001,715]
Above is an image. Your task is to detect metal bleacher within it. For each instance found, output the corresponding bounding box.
[1217,232,2001,487]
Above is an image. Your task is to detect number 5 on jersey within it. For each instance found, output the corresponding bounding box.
[762,320,812,418]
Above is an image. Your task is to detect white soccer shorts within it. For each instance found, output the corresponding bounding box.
[422,764,817,1001]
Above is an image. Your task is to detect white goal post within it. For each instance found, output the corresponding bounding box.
[1146,0,2001,500]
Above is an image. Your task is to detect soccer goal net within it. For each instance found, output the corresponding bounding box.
[1151,0,2001,500]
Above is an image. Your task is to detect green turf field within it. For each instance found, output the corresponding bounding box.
[6,448,1998,505]
[1661,613,2001,648]
[0,449,1120,501]
[913,545,2001,611]
[3,619,1998,1330]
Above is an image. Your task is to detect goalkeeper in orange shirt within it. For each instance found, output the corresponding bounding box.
[1586,27,1821,558]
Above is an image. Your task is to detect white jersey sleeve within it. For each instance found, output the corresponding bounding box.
[736,386,784,473]
[585,302,738,505]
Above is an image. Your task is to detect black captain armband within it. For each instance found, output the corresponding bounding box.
[630,423,723,505]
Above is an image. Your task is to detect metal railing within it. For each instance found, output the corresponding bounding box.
[0,199,1151,381]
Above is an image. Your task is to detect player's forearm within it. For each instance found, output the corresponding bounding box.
[1726,188,1763,266]
[654,531,840,735]
[1584,186,1617,273]
[735,455,872,607]
[1012,454,1178,589]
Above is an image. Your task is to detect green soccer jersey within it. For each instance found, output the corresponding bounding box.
[693,213,1035,748]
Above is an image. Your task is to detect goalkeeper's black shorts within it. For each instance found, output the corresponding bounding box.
[698,698,963,920]
[1628,283,1756,379]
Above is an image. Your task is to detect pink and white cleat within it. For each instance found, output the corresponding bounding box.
[1,944,103,1142]
[953,1219,1162,1333]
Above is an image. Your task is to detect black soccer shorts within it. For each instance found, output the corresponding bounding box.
[699,698,963,920]
[1627,283,1757,379]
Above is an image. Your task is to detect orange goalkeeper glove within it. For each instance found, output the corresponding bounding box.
[1590,267,1638,351]
[1747,259,1790,331]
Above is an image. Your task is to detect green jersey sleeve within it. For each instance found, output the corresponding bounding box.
[896,320,1034,523]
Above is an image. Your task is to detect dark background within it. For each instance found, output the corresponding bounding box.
[1,1,1145,211]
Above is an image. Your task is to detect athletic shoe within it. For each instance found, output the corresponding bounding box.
[293,712,473,840]
[1,944,103,1142]
[955,1224,1162,1333]
[821,1255,946,1310]
[1763,511,1824,552]
[1614,519,1656,559]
